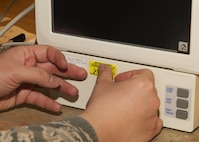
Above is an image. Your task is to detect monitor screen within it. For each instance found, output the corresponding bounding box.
[52,0,191,54]
[35,0,199,75]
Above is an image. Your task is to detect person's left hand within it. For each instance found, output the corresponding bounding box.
[0,45,87,112]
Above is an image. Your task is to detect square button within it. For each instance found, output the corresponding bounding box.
[176,110,188,120]
[177,99,188,109]
[177,88,189,98]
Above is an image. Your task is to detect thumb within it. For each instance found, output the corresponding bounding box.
[96,64,113,83]
[85,64,113,107]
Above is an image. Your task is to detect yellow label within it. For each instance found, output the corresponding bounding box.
[89,60,117,77]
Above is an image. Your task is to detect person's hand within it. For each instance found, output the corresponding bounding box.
[81,65,162,142]
[0,45,87,112]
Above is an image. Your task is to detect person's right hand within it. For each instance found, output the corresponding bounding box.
[0,45,87,112]
[81,65,163,142]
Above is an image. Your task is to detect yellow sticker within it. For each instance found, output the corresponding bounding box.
[89,60,117,77]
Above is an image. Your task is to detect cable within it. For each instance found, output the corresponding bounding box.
[0,42,35,53]
[0,41,35,47]
[0,3,35,37]
[0,0,15,22]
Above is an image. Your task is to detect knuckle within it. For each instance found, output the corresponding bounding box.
[135,75,154,89]
[36,68,50,82]
[142,68,155,81]
[153,96,160,109]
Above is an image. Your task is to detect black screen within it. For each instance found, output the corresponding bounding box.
[52,0,191,54]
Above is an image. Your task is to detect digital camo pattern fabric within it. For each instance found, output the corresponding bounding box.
[0,117,98,142]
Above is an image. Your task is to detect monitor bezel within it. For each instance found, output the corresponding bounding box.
[35,0,199,75]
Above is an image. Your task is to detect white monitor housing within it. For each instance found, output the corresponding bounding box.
[35,0,199,132]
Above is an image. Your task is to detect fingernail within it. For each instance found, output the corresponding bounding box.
[98,64,106,73]
[79,69,88,80]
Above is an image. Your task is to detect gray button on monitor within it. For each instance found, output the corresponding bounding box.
[176,110,188,120]
[177,99,189,109]
[177,88,189,98]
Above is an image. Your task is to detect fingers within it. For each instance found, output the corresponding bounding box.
[17,90,62,112]
[115,68,162,138]
[7,45,87,81]
[15,66,61,88]
[14,66,79,96]
[30,45,87,81]
[31,45,68,70]
[62,63,88,80]
[115,69,155,83]
[36,62,88,81]
[54,79,79,96]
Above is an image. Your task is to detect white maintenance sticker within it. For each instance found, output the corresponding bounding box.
[66,56,87,68]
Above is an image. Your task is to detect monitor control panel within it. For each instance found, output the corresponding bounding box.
[165,86,191,120]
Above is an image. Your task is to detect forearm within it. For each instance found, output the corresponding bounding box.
[0,117,98,142]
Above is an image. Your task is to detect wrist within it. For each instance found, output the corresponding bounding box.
[69,116,99,142]
[80,112,110,142]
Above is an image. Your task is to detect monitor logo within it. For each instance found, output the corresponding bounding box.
[178,41,189,53]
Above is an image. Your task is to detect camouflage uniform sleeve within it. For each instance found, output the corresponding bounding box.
[0,117,99,142]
